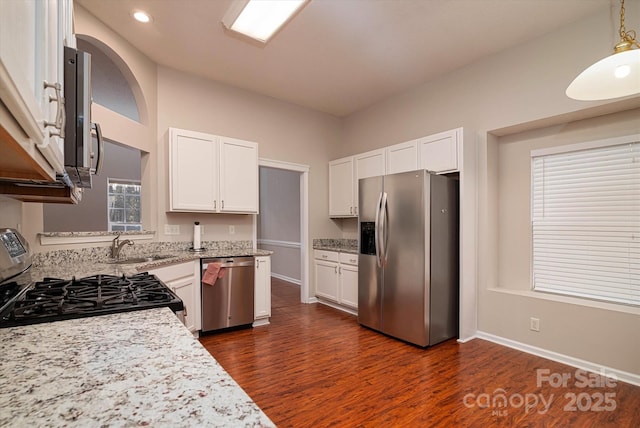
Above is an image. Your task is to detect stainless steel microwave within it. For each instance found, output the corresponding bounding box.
[63,46,103,188]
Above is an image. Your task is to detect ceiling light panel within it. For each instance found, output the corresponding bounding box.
[222,0,308,43]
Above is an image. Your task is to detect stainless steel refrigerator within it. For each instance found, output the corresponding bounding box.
[358,170,459,347]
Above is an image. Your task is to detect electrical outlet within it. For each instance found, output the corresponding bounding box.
[228,225,235,235]
[164,224,180,235]
[530,317,540,332]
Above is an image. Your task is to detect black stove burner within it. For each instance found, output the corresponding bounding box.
[0,273,183,327]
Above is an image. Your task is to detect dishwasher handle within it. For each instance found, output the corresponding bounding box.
[202,259,255,269]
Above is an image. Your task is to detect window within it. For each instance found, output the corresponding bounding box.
[108,179,142,232]
[531,137,639,306]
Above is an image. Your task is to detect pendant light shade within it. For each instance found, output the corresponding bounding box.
[566,49,640,100]
[566,0,640,101]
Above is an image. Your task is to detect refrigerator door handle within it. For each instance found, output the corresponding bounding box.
[380,192,388,266]
[375,191,383,267]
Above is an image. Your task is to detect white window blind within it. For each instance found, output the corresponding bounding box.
[531,140,640,306]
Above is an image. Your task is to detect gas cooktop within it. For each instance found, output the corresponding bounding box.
[0,272,183,328]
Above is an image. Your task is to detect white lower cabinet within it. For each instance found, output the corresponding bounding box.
[338,253,358,309]
[315,258,339,301]
[314,250,358,311]
[149,261,200,334]
[254,256,271,326]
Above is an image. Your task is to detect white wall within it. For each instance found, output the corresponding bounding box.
[339,7,640,375]
[16,4,159,253]
[491,108,640,375]
[43,141,141,232]
[155,66,343,276]
[14,4,343,263]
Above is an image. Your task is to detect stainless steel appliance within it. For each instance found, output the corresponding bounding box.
[0,229,32,318]
[201,257,254,333]
[63,46,103,189]
[358,170,459,347]
[0,229,183,328]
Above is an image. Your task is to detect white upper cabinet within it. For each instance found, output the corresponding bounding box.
[219,136,259,213]
[328,128,461,218]
[354,148,386,180]
[169,127,258,214]
[0,0,72,180]
[329,150,386,218]
[329,156,355,217]
[386,140,418,174]
[170,128,219,212]
[353,149,385,216]
[418,128,460,173]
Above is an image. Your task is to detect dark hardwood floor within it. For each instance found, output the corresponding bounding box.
[199,278,640,427]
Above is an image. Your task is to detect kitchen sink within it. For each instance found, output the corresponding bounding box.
[107,255,173,264]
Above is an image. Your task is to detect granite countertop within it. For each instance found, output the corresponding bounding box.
[312,239,358,254]
[0,308,274,427]
[30,246,272,282]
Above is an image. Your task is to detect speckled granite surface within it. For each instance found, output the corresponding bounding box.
[313,239,358,254]
[0,308,274,427]
[39,230,155,238]
[30,241,272,282]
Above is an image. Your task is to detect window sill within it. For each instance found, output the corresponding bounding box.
[487,287,640,316]
[38,231,155,246]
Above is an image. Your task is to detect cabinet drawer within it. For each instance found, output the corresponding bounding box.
[149,261,195,282]
[339,253,358,266]
[314,249,339,262]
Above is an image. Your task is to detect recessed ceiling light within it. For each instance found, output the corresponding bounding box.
[132,10,152,23]
[222,0,309,44]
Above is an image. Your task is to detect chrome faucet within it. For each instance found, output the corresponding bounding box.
[111,235,134,259]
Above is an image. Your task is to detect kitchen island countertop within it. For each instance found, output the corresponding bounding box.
[0,307,274,427]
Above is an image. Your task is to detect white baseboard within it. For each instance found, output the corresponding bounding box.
[315,298,357,316]
[456,335,476,344]
[253,318,270,327]
[270,272,301,286]
[473,331,640,387]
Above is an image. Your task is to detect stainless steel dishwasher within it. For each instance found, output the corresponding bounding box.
[201,257,254,333]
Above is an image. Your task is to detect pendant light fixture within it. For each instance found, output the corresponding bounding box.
[566,0,640,100]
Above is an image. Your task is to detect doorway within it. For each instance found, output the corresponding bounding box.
[254,159,310,303]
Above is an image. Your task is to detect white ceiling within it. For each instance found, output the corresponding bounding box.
[76,0,611,117]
